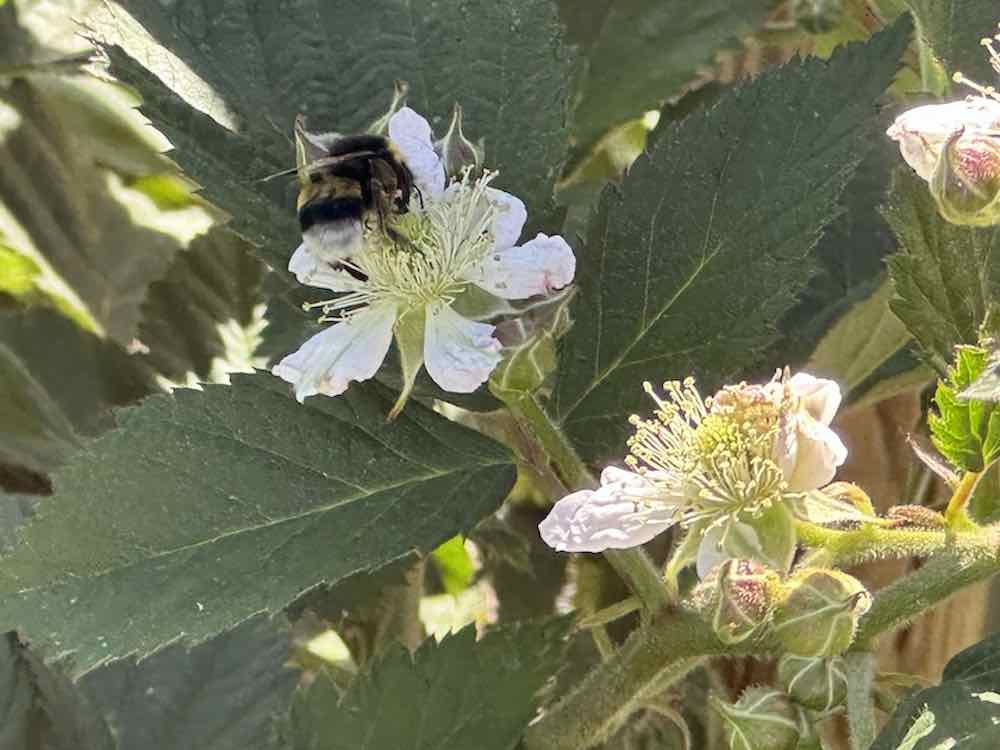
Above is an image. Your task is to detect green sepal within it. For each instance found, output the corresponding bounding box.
[929,346,1000,472]
[490,289,574,397]
[389,306,426,419]
[723,503,797,575]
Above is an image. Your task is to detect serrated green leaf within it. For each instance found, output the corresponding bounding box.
[885,168,1000,373]
[0,631,115,750]
[905,0,999,83]
[432,536,475,596]
[289,619,571,750]
[552,19,913,461]
[0,373,515,673]
[929,346,1000,471]
[558,0,777,178]
[873,630,1000,750]
[76,614,297,750]
[139,226,265,381]
[104,0,574,276]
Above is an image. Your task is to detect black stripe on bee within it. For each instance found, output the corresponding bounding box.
[298,196,364,232]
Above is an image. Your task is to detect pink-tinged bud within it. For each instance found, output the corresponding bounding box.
[931,128,1000,226]
[886,505,945,529]
[709,559,782,644]
[886,98,1000,180]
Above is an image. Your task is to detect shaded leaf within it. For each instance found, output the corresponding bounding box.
[905,0,999,83]
[559,0,777,177]
[873,630,1000,750]
[0,631,114,750]
[289,619,571,750]
[0,373,515,672]
[885,168,1000,374]
[552,19,913,460]
[77,614,297,750]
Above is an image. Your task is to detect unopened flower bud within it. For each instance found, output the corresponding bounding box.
[435,103,483,179]
[710,559,781,644]
[793,0,843,34]
[712,687,802,750]
[931,128,1000,226]
[773,569,871,657]
[886,505,946,529]
[777,654,848,712]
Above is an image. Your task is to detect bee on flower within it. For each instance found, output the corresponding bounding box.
[272,104,576,414]
[538,371,849,577]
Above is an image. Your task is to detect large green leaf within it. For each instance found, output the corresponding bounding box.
[885,168,1000,374]
[77,614,297,750]
[872,630,1000,750]
[0,373,515,672]
[558,0,776,177]
[289,619,571,750]
[103,0,575,275]
[905,0,999,83]
[0,613,296,750]
[551,19,913,461]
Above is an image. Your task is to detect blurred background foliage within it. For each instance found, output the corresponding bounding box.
[1,1,999,748]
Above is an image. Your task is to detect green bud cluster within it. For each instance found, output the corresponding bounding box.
[708,559,782,644]
[772,568,871,657]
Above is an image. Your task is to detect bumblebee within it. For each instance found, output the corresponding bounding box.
[291,117,416,262]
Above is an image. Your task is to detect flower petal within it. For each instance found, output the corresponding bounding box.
[887,99,1000,180]
[539,482,678,553]
[788,372,841,425]
[784,418,848,492]
[388,107,446,199]
[486,188,527,249]
[289,243,366,292]
[272,302,396,402]
[468,233,576,299]
[423,302,502,393]
[696,525,728,579]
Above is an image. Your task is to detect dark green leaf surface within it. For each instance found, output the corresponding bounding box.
[559,0,776,175]
[906,0,999,83]
[140,226,265,380]
[77,614,297,750]
[873,630,1000,750]
[107,0,575,274]
[885,168,1000,374]
[552,20,913,460]
[0,373,515,672]
[289,619,571,750]
[0,631,115,750]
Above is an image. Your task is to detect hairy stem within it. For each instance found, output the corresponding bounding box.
[795,520,951,567]
[844,652,877,750]
[944,471,982,529]
[500,390,671,611]
[523,609,726,750]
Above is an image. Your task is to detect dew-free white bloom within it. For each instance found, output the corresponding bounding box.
[538,371,847,575]
[273,107,576,405]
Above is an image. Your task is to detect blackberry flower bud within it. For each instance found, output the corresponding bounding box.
[931,129,1000,226]
[712,687,802,750]
[777,654,848,712]
[711,559,781,644]
[773,569,871,657]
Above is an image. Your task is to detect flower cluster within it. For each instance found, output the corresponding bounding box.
[273,107,576,409]
[538,371,847,576]
[886,30,1000,226]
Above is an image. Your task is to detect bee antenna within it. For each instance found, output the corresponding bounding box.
[254,166,300,184]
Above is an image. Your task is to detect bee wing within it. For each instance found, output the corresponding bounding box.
[295,114,343,178]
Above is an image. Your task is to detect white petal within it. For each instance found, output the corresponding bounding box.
[423,302,502,393]
[788,372,842,425]
[272,302,396,402]
[468,233,576,299]
[486,188,527,249]
[302,221,364,265]
[388,107,446,199]
[539,483,678,553]
[784,418,848,492]
[887,99,1000,180]
[288,243,366,293]
[696,526,728,579]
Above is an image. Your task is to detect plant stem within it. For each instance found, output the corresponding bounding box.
[498,389,672,611]
[944,471,982,529]
[522,609,726,750]
[795,520,951,567]
[844,652,877,750]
